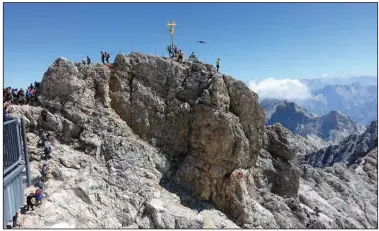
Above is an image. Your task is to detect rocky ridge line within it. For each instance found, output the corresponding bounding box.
[7,53,377,228]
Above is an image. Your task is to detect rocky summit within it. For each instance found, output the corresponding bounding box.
[7,53,378,228]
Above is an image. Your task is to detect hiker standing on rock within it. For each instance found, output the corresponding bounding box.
[18,88,25,105]
[177,50,183,63]
[87,56,91,65]
[101,51,105,64]
[167,45,173,58]
[173,46,178,57]
[105,52,110,63]
[216,58,220,72]
[81,57,86,65]
[25,89,31,105]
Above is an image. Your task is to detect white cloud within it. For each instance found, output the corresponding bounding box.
[320,73,329,78]
[248,77,313,101]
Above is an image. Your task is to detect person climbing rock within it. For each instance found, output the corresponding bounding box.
[81,57,86,65]
[41,109,48,122]
[35,189,43,205]
[101,51,105,64]
[12,213,18,227]
[41,162,49,180]
[43,142,52,160]
[40,132,47,147]
[87,56,91,65]
[38,178,45,190]
[216,58,220,72]
[26,193,34,211]
[105,52,110,63]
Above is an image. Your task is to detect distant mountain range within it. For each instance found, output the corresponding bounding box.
[299,82,377,124]
[300,76,377,91]
[260,78,377,125]
[261,99,366,144]
[303,120,377,168]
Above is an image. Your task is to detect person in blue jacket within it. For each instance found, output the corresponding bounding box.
[35,189,44,205]
[12,213,18,227]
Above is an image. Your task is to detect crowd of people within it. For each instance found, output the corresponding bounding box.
[166,44,221,70]
[78,47,220,72]
[3,82,41,121]
[79,51,110,66]
[167,45,184,62]
[3,82,40,106]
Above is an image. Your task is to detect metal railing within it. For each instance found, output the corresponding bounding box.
[3,117,23,176]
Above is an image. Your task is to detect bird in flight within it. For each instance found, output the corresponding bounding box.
[196,41,206,44]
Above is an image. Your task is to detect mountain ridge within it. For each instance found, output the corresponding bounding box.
[259,81,377,125]
[262,100,366,144]
[304,120,378,168]
[5,53,377,228]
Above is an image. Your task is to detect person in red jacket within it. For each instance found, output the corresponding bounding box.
[177,50,183,63]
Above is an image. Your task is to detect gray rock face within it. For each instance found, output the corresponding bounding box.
[264,124,328,161]
[260,98,287,120]
[298,155,378,228]
[268,101,318,129]
[103,54,265,223]
[11,105,240,229]
[8,53,377,229]
[304,120,377,168]
[298,111,367,144]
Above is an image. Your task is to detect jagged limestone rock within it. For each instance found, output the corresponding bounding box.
[8,53,377,229]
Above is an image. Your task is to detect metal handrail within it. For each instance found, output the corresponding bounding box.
[3,118,23,176]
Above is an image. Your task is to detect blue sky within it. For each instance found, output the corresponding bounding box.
[4,2,378,89]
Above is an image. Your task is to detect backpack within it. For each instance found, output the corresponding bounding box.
[36,189,41,196]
